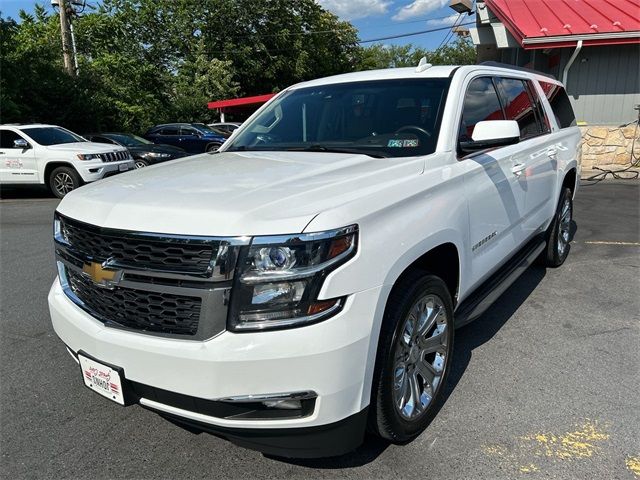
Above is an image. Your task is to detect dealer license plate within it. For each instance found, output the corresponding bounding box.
[78,354,125,405]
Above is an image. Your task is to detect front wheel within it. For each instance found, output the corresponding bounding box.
[206,143,221,153]
[370,271,454,443]
[540,187,573,267]
[134,159,149,169]
[49,166,81,199]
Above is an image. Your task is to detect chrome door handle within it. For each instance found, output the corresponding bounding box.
[547,148,557,158]
[511,163,526,176]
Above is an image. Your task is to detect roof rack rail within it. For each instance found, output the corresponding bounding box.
[479,61,557,80]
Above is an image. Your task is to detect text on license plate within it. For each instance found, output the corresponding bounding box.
[78,354,125,405]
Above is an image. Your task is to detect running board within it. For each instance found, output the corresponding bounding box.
[454,236,546,329]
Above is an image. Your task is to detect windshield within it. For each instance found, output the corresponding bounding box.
[226,79,450,158]
[108,134,152,147]
[21,127,86,146]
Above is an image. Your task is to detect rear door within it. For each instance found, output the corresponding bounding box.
[179,126,202,153]
[458,76,528,288]
[0,129,38,184]
[153,127,180,147]
[494,77,555,237]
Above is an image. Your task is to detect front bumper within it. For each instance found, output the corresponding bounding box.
[48,279,383,456]
[76,159,135,182]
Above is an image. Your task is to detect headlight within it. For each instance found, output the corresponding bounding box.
[228,225,358,331]
[146,152,171,159]
[76,153,101,160]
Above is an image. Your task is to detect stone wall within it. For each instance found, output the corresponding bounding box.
[580,125,639,171]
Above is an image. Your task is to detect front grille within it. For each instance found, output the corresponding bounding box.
[60,216,216,274]
[67,268,201,336]
[99,151,129,162]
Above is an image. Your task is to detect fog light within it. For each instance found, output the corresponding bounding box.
[262,399,302,410]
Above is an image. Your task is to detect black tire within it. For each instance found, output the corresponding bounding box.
[134,158,149,169]
[369,270,454,443]
[48,166,81,199]
[206,143,221,152]
[540,187,573,268]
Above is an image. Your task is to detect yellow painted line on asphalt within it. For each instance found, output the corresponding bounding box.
[627,456,640,478]
[585,241,640,246]
[482,419,611,475]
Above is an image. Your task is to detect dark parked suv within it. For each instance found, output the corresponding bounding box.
[84,133,187,168]
[143,123,226,153]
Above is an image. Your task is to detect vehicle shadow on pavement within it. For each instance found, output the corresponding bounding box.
[270,263,550,469]
[0,185,53,199]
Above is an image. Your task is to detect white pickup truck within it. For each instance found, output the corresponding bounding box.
[49,63,581,458]
[0,124,134,197]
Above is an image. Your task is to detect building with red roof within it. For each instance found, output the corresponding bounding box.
[471,0,639,124]
[469,0,639,170]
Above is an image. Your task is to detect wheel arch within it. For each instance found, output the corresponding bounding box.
[383,239,462,308]
[44,161,78,183]
[562,167,577,197]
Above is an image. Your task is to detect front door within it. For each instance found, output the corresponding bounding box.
[457,76,528,289]
[0,129,38,183]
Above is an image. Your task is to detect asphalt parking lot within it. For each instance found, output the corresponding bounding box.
[1,181,639,479]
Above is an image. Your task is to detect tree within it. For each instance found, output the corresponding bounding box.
[356,37,477,71]
[1,0,362,132]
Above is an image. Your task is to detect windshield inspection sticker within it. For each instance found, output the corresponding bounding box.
[388,139,419,147]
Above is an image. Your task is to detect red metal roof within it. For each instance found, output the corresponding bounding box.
[485,0,640,49]
[207,93,276,110]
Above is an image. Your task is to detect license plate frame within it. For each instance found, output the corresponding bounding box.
[118,163,129,172]
[78,352,127,406]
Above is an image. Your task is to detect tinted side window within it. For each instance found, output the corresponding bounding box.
[160,127,179,135]
[496,77,541,140]
[538,81,577,129]
[92,136,117,145]
[459,77,504,144]
[180,127,199,136]
[0,130,26,149]
[526,80,551,133]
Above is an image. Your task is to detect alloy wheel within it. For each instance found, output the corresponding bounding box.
[557,197,571,256]
[53,172,75,196]
[392,294,449,421]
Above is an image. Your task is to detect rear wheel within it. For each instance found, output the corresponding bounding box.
[48,166,81,199]
[370,271,454,442]
[206,143,221,152]
[540,187,573,267]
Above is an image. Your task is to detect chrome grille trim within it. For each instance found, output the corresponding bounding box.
[99,150,130,162]
[54,213,249,340]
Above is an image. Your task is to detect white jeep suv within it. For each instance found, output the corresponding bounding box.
[49,64,581,458]
[0,124,134,198]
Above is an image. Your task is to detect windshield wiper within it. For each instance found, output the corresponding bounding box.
[285,145,388,158]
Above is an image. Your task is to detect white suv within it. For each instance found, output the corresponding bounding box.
[0,124,134,198]
[48,64,581,458]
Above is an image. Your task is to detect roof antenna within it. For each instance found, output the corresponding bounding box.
[415,56,432,73]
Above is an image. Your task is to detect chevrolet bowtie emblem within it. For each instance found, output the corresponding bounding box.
[81,261,123,289]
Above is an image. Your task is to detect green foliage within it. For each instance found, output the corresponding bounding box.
[0,0,359,133]
[356,37,477,71]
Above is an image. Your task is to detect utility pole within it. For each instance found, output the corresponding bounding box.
[57,0,75,75]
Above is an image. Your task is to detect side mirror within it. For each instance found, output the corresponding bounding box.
[459,120,520,153]
[14,139,29,149]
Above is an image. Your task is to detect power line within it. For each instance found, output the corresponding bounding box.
[357,20,475,44]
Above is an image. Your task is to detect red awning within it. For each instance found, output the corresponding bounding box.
[485,0,640,49]
[207,94,276,110]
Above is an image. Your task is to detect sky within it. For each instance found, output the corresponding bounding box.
[0,0,475,49]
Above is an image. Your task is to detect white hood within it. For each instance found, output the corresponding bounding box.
[56,151,425,236]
